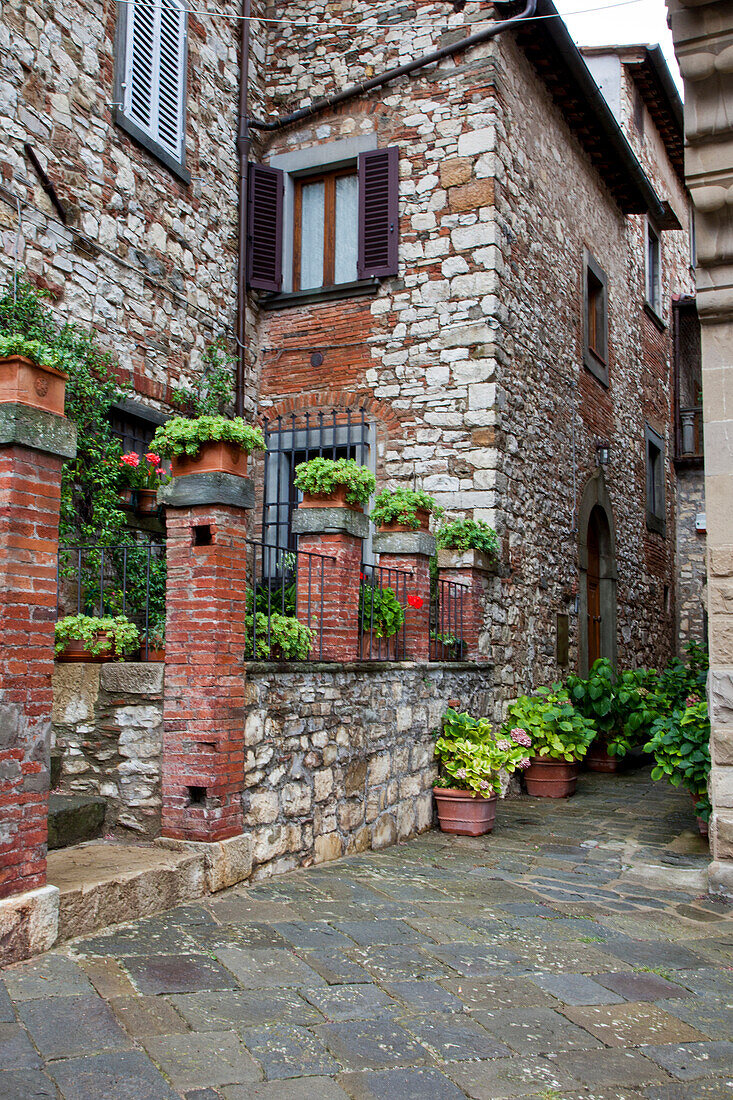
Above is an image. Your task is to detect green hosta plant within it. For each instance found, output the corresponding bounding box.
[502,687,597,762]
[436,518,499,556]
[0,333,72,372]
[435,708,533,795]
[644,697,711,819]
[54,614,140,658]
[245,612,314,660]
[359,583,405,639]
[294,457,376,506]
[370,488,442,530]
[151,415,266,459]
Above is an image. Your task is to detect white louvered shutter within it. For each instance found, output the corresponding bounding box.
[124,0,186,161]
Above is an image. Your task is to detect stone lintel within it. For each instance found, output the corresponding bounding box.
[373,530,436,557]
[437,548,499,574]
[0,885,59,966]
[0,403,77,460]
[101,661,165,695]
[292,506,370,539]
[156,833,252,892]
[159,473,255,510]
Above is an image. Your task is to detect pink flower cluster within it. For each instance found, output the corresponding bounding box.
[479,780,491,791]
[455,768,467,780]
[685,693,701,708]
[496,738,512,752]
[518,757,531,770]
[510,727,531,748]
[120,452,139,469]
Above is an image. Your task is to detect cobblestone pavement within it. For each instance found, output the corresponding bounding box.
[2,769,732,1100]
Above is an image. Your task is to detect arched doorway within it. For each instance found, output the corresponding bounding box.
[578,473,618,675]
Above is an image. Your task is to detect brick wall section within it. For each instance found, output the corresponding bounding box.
[295,525,361,661]
[161,505,249,842]
[0,445,63,899]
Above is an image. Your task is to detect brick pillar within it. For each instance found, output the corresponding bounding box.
[373,529,435,661]
[292,504,369,661]
[436,549,498,663]
[0,367,77,963]
[160,474,253,843]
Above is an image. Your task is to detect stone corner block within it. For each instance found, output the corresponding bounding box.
[292,506,369,539]
[437,547,499,573]
[0,402,77,460]
[52,663,101,725]
[0,884,59,966]
[159,472,255,510]
[156,834,252,892]
[373,530,436,557]
[708,859,733,900]
[101,661,165,696]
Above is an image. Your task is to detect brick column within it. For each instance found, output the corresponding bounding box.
[292,505,369,661]
[436,548,498,663]
[160,474,253,845]
[373,529,435,661]
[0,373,77,964]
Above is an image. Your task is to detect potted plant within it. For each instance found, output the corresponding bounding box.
[567,659,620,772]
[370,488,441,532]
[0,334,70,417]
[644,695,711,837]
[151,415,266,478]
[55,614,140,663]
[293,457,375,511]
[245,611,314,660]
[359,581,405,656]
[143,618,165,662]
[503,687,596,797]
[118,451,169,514]
[435,518,499,556]
[431,631,466,661]
[434,708,532,835]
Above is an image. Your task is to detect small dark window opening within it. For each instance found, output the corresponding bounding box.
[110,410,157,458]
[646,221,661,316]
[587,270,606,361]
[193,524,212,546]
[645,424,665,535]
[187,786,206,805]
[633,86,645,136]
[583,250,608,385]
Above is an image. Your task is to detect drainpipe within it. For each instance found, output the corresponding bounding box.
[235,0,252,417]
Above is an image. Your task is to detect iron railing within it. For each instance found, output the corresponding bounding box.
[359,562,411,660]
[244,539,335,661]
[57,542,165,660]
[430,578,467,661]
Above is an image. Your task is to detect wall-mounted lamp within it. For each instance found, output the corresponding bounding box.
[596,441,610,467]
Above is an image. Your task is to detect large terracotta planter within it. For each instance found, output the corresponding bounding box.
[300,485,363,512]
[145,645,165,662]
[0,354,68,416]
[171,441,248,478]
[56,633,115,664]
[135,488,159,515]
[524,757,580,798]
[586,742,619,773]
[378,508,430,534]
[359,630,401,660]
[434,788,497,836]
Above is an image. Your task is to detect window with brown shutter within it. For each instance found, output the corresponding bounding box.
[358,147,399,279]
[248,163,284,291]
[583,249,609,386]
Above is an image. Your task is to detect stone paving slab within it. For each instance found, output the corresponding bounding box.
[1,769,732,1098]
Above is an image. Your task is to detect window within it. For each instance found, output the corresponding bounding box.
[645,424,665,535]
[115,0,189,182]
[248,145,399,296]
[109,401,167,458]
[583,250,608,385]
[645,220,661,316]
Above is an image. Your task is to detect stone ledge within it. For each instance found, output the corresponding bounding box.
[159,472,255,509]
[0,885,59,966]
[292,506,370,539]
[437,548,500,573]
[244,659,490,673]
[0,402,77,459]
[373,530,436,556]
[101,661,165,695]
[156,833,252,892]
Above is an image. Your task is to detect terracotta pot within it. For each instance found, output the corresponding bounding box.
[378,508,431,534]
[359,630,401,660]
[299,484,363,512]
[586,742,619,773]
[135,488,159,515]
[118,488,134,506]
[524,757,580,798]
[145,645,165,662]
[0,354,68,417]
[56,632,115,664]
[434,788,498,836]
[171,441,249,478]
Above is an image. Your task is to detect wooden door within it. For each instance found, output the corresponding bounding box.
[587,513,601,667]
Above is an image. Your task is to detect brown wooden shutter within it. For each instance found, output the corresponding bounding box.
[357,147,399,279]
[247,163,284,291]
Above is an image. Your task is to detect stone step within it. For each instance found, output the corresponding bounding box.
[48,794,106,851]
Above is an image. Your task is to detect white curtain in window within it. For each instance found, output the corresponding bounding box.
[300,180,325,290]
[334,175,358,285]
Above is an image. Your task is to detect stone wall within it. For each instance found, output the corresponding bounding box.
[242,661,492,879]
[51,663,164,839]
[675,466,707,651]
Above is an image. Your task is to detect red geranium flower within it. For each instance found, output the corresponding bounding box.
[407,593,424,609]
[120,452,140,468]
[145,452,162,466]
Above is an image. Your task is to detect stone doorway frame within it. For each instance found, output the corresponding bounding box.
[578,471,618,675]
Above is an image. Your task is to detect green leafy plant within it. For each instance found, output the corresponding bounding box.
[435,708,532,795]
[359,582,405,639]
[0,333,72,372]
[370,488,442,530]
[170,338,236,417]
[151,415,266,459]
[146,617,165,650]
[502,687,597,761]
[657,641,708,712]
[293,457,376,506]
[54,614,140,658]
[245,612,314,660]
[644,697,711,820]
[436,518,499,556]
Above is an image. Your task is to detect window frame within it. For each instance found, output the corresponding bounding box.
[293,166,359,291]
[113,0,190,184]
[645,218,662,318]
[583,249,609,386]
[645,423,666,535]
